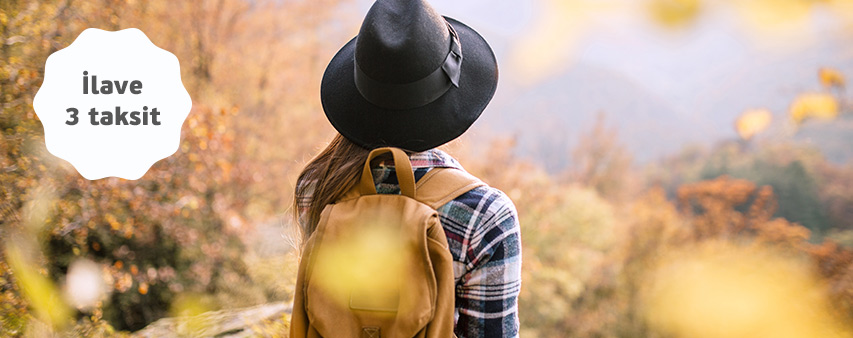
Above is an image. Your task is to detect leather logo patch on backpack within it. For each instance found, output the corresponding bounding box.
[362,327,380,338]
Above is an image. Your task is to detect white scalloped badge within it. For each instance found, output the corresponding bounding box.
[33,28,192,180]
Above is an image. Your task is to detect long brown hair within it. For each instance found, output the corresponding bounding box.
[293,134,371,240]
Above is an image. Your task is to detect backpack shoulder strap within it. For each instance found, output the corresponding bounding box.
[415,168,486,209]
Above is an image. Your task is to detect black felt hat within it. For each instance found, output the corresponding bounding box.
[320,0,498,152]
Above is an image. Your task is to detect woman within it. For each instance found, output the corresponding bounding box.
[292,0,521,337]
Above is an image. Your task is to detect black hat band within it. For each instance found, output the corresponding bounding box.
[354,23,463,110]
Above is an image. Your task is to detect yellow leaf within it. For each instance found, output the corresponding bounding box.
[789,93,839,125]
[508,0,593,85]
[818,68,846,89]
[644,242,849,338]
[734,109,773,141]
[733,0,812,37]
[170,293,212,336]
[6,244,71,329]
[312,221,406,310]
[648,0,702,28]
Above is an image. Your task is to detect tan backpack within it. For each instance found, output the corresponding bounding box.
[290,147,484,338]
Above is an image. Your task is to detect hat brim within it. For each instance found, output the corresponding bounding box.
[320,17,498,152]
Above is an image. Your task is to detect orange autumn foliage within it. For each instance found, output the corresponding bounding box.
[674,176,853,319]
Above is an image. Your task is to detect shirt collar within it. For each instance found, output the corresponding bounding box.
[408,148,464,170]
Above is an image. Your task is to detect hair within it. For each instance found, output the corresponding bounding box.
[293,134,371,241]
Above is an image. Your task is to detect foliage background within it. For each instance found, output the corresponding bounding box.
[1,0,853,337]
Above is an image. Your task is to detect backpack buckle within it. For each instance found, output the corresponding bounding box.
[362,327,380,338]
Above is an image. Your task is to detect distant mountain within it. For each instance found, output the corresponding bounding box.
[479,35,853,172]
[480,63,707,172]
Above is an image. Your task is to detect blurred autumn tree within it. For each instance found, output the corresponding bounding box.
[647,141,842,236]
[568,112,634,202]
[459,138,853,337]
[1,0,346,333]
[602,176,851,337]
[674,177,853,320]
[648,65,853,239]
[702,148,829,235]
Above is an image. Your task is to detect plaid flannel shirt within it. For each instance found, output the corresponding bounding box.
[296,149,522,338]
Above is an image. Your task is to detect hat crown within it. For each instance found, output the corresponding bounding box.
[355,0,451,84]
